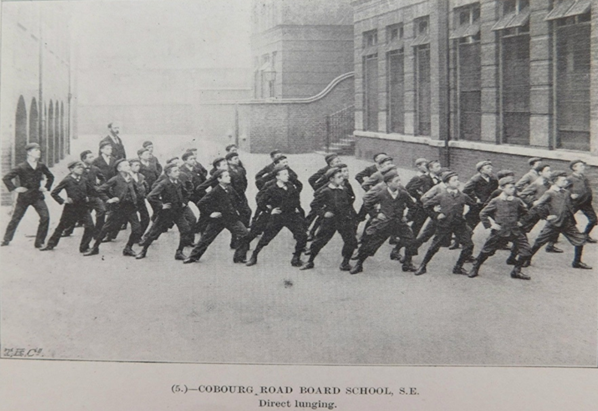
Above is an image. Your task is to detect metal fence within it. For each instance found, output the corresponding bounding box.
[325,105,355,152]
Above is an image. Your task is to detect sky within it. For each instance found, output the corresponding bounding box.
[71,0,252,70]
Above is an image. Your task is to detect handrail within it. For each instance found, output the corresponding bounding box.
[199,72,355,106]
[273,72,354,104]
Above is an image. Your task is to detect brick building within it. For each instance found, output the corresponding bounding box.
[353,0,598,190]
[0,2,73,205]
[238,0,356,154]
[251,0,354,99]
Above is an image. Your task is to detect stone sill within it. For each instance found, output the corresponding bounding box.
[355,131,598,166]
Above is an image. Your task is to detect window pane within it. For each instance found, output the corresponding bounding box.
[556,23,590,150]
[459,42,481,141]
[502,34,530,145]
[364,55,379,132]
[388,52,404,133]
[417,46,431,136]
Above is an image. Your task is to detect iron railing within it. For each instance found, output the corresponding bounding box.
[325,105,355,152]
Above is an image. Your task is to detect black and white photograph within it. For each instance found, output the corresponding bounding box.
[1,0,597,408]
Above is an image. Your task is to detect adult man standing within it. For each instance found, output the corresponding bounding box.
[2,143,54,248]
[99,122,126,160]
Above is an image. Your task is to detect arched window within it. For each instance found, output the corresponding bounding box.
[54,101,60,163]
[29,98,39,144]
[60,101,65,159]
[48,100,55,167]
[15,96,28,164]
[41,103,47,164]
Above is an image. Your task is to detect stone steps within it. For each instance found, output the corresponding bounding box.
[318,135,356,156]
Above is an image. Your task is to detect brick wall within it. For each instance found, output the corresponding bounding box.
[239,74,354,154]
[356,136,439,170]
[356,136,598,194]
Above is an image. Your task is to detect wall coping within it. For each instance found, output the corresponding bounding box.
[246,72,355,105]
[205,72,355,107]
[355,130,598,166]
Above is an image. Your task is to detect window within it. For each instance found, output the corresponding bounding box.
[387,24,403,43]
[550,0,592,151]
[453,3,482,141]
[363,30,378,48]
[259,54,271,99]
[387,50,404,133]
[415,45,431,136]
[495,0,531,145]
[546,0,591,23]
[413,16,430,136]
[364,54,379,132]
[492,0,530,34]
[501,33,530,145]
[253,57,260,98]
[269,52,277,98]
[451,3,481,42]
[412,16,430,46]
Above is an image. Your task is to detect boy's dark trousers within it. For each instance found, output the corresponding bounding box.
[90,202,142,250]
[418,221,474,268]
[140,208,191,252]
[356,218,417,262]
[414,217,436,247]
[137,199,151,237]
[475,229,531,269]
[465,203,483,231]
[308,216,357,261]
[3,195,50,247]
[573,200,597,236]
[237,210,271,255]
[246,212,307,258]
[529,216,587,264]
[187,217,249,261]
[410,205,428,238]
[46,203,94,252]
[63,196,106,238]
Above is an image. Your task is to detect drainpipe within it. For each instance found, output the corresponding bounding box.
[443,0,452,168]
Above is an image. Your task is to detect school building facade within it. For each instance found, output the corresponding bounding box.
[352,0,598,187]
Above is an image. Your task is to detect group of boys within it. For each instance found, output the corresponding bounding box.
[2,135,596,280]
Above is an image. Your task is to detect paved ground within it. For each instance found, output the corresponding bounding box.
[1,135,596,366]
